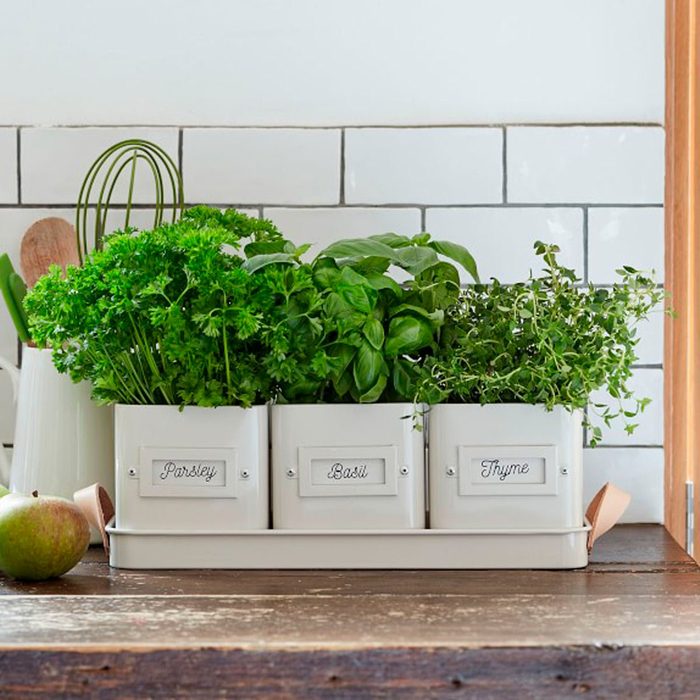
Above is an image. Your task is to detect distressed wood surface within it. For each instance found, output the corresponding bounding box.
[1,647,700,699]
[0,525,697,697]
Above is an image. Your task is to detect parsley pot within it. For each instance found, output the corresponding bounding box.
[271,403,425,530]
[114,404,269,532]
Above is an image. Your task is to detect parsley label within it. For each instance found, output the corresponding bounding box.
[151,459,226,487]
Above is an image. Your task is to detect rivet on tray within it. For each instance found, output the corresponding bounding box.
[446,466,456,477]
[127,467,138,477]
[286,467,297,478]
[240,469,250,479]
[399,466,409,476]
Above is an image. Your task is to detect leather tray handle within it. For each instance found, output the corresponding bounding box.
[74,484,115,555]
[71,480,630,559]
[585,482,632,553]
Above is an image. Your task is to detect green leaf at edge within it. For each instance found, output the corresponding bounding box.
[428,239,480,283]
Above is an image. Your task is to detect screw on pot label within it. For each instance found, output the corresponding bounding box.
[152,459,226,486]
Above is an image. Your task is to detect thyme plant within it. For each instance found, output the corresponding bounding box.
[416,242,668,444]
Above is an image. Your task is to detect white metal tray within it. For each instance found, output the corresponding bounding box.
[106,521,591,570]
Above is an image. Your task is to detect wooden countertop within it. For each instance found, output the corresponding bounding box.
[0,525,698,698]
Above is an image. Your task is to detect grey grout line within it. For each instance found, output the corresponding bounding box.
[583,207,589,284]
[177,128,183,182]
[0,442,663,450]
[420,207,426,231]
[15,128,21,205]
[0,202,665,211]
[501,127,508,203]
[584,444,664,449]
[0,122,665,129]
[339,129,345,205]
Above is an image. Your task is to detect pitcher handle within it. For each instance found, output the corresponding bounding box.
[0,353,20,404]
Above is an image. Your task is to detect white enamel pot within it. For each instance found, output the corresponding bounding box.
[0,347,114,531]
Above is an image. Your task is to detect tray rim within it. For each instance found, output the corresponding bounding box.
[106,521,592,537]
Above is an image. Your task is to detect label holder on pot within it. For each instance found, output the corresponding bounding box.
[457,445,559,496]
[297,445,399,498]
[137,446,238,499]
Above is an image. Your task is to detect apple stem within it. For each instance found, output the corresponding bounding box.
[32,490,38,498]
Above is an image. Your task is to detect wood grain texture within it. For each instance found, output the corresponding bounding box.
[19,217,80,288]
[665,0,700,557]
[3,591,700,649]
[0,525,694,598]
[0,526,696,697]
[0,647,699,699]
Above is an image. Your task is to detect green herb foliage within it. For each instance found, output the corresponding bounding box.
[26,205,479,408]
[416,242,668,444]
[25,207,323,408]
[262,232,480,404]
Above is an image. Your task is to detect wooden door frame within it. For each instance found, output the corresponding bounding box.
[665,0,700,557]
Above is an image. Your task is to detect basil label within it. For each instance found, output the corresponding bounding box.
[310,457,387,486]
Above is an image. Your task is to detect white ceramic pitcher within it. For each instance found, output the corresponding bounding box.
[0,347,114,506]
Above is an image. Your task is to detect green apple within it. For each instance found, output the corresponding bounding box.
[0,491,90,581]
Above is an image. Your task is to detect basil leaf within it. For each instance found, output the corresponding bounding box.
[363,317,385,350]
[327,343,356,376]
[358,374,388,403]
[243,240,288,257]
[428,240,480,283]
[352,341,385,393]
[368,232,411,248]
[384,316,433,357]
[395,246,439,276]
[320,238,401,262]
[242,253,296,273]
[392,359,414,399]
[365,272,403,296]
[333,367,354,397]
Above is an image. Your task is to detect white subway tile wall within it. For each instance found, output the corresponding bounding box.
[0,123,665,520]
[20,128,179,204]
[344,128,503,205]
[264,208,421,257]
[588,207,665,283]
[583,449,664,523]
[507,127,665,204]
[0,129,17,204]
[1,1,663,125]
[185,129,340,205]
[633,309,665,366]
[425,207,584,283]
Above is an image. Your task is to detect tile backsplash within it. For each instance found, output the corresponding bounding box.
[0,122,665,522]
